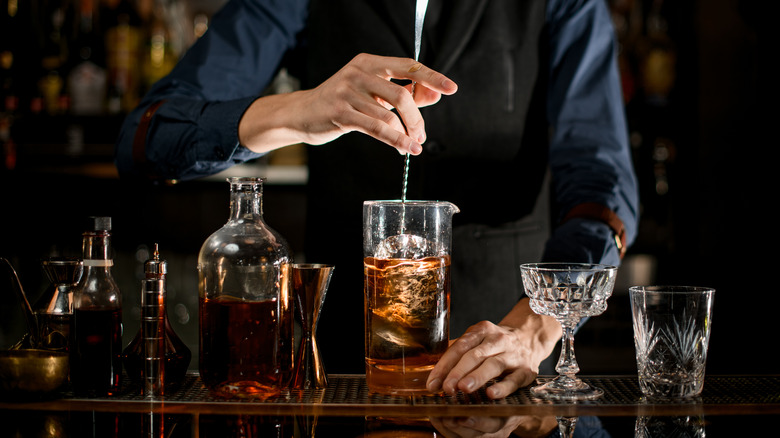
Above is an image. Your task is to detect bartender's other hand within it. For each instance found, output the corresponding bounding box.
[427,301,560,400]
[299,53,457,154]
[427,322,539,399]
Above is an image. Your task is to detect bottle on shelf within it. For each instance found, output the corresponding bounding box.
[103,0,142,114]
[36,0,73,115]
[70,216,123,397]
[141,0,178,93]
[1,57,17,170]
[67,0,107,116]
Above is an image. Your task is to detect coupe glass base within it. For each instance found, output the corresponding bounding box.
[531,375,603,401]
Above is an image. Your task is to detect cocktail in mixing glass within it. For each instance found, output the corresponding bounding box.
[363,200,459,395]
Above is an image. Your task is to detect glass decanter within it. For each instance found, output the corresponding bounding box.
[198,177,293,399]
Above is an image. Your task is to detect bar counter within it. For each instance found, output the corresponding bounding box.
[2,374,779,436]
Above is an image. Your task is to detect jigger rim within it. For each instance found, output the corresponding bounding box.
[41,257,83,266]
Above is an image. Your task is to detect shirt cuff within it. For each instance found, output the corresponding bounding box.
[196,96,258,163]
[541,218,621,267]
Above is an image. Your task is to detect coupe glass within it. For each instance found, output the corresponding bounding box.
[520,263,617,400]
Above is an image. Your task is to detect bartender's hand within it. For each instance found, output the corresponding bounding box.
[426,298,562,400]
[238,53,458,155]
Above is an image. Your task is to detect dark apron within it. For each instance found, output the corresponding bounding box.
[295,0,551,373]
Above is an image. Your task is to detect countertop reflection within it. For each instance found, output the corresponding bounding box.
[1,374,778,437]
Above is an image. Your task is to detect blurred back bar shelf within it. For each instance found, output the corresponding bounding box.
[8,113,122,176]
[1,0,303,180]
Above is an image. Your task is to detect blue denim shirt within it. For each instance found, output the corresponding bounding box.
[114,0,639,265]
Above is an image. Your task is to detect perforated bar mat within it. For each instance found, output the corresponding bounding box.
[53,374,780,416]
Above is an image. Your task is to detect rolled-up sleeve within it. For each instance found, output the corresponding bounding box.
[114,0,309,181]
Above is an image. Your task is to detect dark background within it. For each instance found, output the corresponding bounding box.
[1,0,773,379]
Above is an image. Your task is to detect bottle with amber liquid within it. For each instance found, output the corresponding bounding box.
[70,216,123,397]
[198,177,293,398]
[123,243,191,394]
[103,0,142,113]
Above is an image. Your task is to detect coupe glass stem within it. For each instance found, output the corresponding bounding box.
[556,322,580,377]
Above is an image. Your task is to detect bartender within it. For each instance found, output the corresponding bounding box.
[115,0,638,400]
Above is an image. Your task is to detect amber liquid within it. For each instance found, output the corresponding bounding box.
[199,296,290,398]
[70,307,123,396]
[364,256,450,395]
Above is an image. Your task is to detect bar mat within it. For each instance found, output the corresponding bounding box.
[60,374,780,407]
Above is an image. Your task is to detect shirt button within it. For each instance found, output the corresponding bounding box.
[214,147,225,159]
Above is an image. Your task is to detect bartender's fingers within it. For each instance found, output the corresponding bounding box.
[356,72,429,146]
[428,322,539,398]
[295,54,457,154]
[427,330,484,393]
[483,367,537,400]
[458,337,540,399]
[342,109,422,155]
[366,54,458,96]
[315,57,423,153]
[348,92,411,136]
[334,95,423,155]
[427,324,500,394]
[358,54,456,141]
[306,79,420,154]
[406,82,446,108]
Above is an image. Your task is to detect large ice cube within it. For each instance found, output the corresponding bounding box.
[369,310,426,359]
[375,233,434,259]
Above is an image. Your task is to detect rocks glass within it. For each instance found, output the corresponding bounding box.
[630,286,715,399]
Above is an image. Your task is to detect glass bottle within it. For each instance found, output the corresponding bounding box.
[198,177,293,398]
[67,0,107,116]
[141,0,177,94]
[103,0,142,113]
[123,243,191,393]
[70,216,123,397]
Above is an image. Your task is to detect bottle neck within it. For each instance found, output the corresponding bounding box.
[75,230,121,308]
[82,231,113,267]
[229,183,263,221]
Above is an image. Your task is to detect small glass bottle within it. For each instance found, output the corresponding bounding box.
[123,244,191,393]
[198,177,293,398]
[70,216,123,397]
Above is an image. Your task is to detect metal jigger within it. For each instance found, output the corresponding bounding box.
[37,258,84,351]
[40,257,84,314]
[291,264,334,389]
